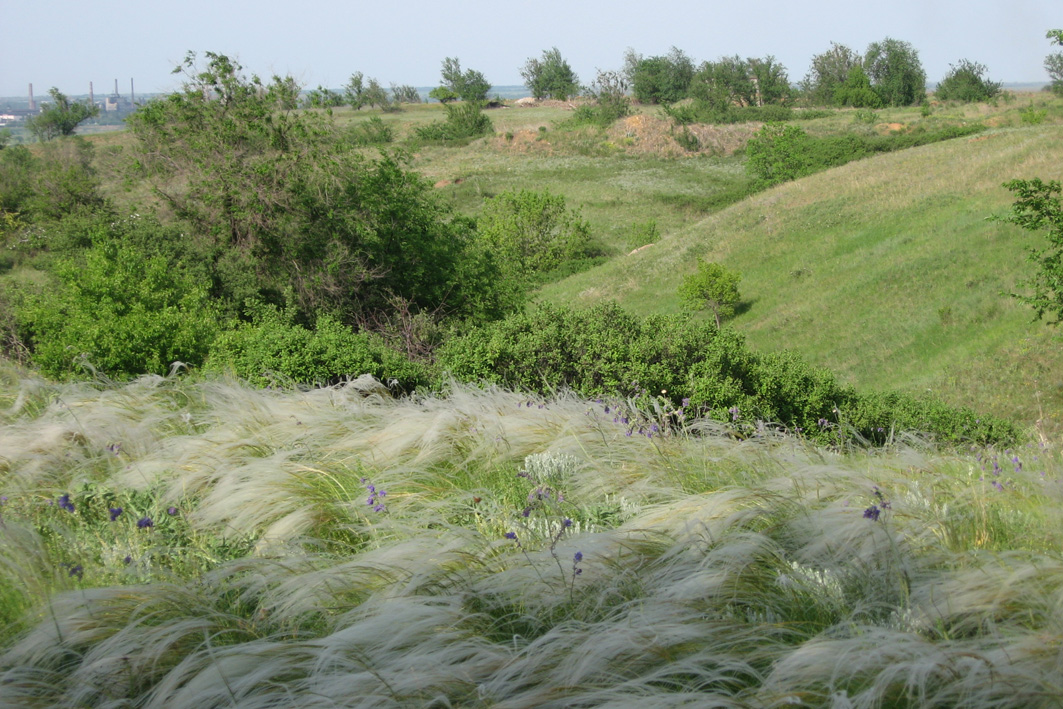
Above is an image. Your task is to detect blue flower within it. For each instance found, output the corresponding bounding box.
[109,507,123,522]
[136,516,153,529]
[68,564,83,580]
[504,531,517,541]
[57,494,75,513]
[863,505,881,522]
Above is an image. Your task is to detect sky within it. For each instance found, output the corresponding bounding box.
[0,0,1058,98]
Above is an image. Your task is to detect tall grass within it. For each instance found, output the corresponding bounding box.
[1,365,1062,706]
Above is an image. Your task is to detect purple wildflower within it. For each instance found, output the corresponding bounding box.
[863,505,881,522]
[108,507,123,522]
[68,564,83,580]
[504,531,517,541]
[136,516,153,529]
[58,494,75,513]
[167,506,178,516]
[562,518,573,528]
[123,555,133,565]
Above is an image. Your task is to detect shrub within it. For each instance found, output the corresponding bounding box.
[11,240,219,379]
[631,48,695,104]
[475,190,593,282]
[205,304,428,389]
[436,303,1016,446]
[745,123,813,185]
[678,260,742,328]
[346,117,393,146]
[521,48,579,100]
[414,102,493,143]
[935,60,1001,103]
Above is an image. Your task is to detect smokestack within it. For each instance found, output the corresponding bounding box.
[89,81,94,106]
[28,83,35,111]
[130,78,135,106]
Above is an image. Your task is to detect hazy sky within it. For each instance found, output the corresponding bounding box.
[1,0,1058,98]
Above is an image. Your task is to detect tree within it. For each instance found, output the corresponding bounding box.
[24,88,99,141]
[390,84,422,104]
[577,69,631,125]
[475,189,591,281]
[438,57,491,103]
[935,59,1001,102]
[802,42,861,106]
[125,51,499,324]
[1045,30,1063,96]
[345,72,367,109]
[864,37,926,106]
[688,55,790,109]
[678,260,741,328]
[521,48,580,100]
[631,47,694,104]
[833,65,882,108]
[302,86,344,109]
[999,178,1063,323]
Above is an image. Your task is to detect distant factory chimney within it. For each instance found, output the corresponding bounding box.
[89,81,95,106]
[130,78,135,106]
[28,83,35,111]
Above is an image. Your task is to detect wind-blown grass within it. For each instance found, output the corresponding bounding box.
[1,366,1062,706]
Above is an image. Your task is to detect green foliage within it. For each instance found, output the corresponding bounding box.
[345,72,368,109]
[1044,30,1063,96]
[302,86,344,109]
[126,52,490,325]
[414,102,493,143]
[429,86,459,104]
[745,123,813,185]
[571,70,631,126]
[935,60,1001,103]
[802,42,862,106]
[439,57,491,103]
[1020,104,1048,125]
[475,189,592,282]
[689,55,792,109]
[998,178,1063,323]
[864,37,927,106]
[205,304,427,389]
[24,88,99,142]
[678,260,742,328]
[521,48,580,100]
[631,47,694,104]
[664,101,794,126]
[0,139,103,221]
[436,303,1015,445]
[390,84,422,104]
[11,239,219,379]
[833,65,882,108]
[746,122,985,186]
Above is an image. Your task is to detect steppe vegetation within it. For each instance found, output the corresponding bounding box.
[2,34,1063,706]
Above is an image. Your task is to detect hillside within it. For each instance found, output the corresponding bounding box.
[535,123,1063,433]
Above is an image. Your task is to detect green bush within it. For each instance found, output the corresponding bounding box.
[935,60,1001,103]
[346,117,393,146]
[663,101,794,125]
[11,240,219,379]
[414,102,493,143]
[205,304,428,389]
[436,303,1016,446]
[746,122,985,186]
[475,189,594,282]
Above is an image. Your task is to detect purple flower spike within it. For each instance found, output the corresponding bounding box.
[863,505,881,522]
[136,516,153,529]
[573,551,583,563]
[504,531,517,541]
[109,507,123,522]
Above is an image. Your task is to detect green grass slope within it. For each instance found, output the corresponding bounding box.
[537,125,1063,432]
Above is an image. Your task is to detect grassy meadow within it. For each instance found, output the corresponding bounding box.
[4,86,1063,706]
[2,369,1063,706]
